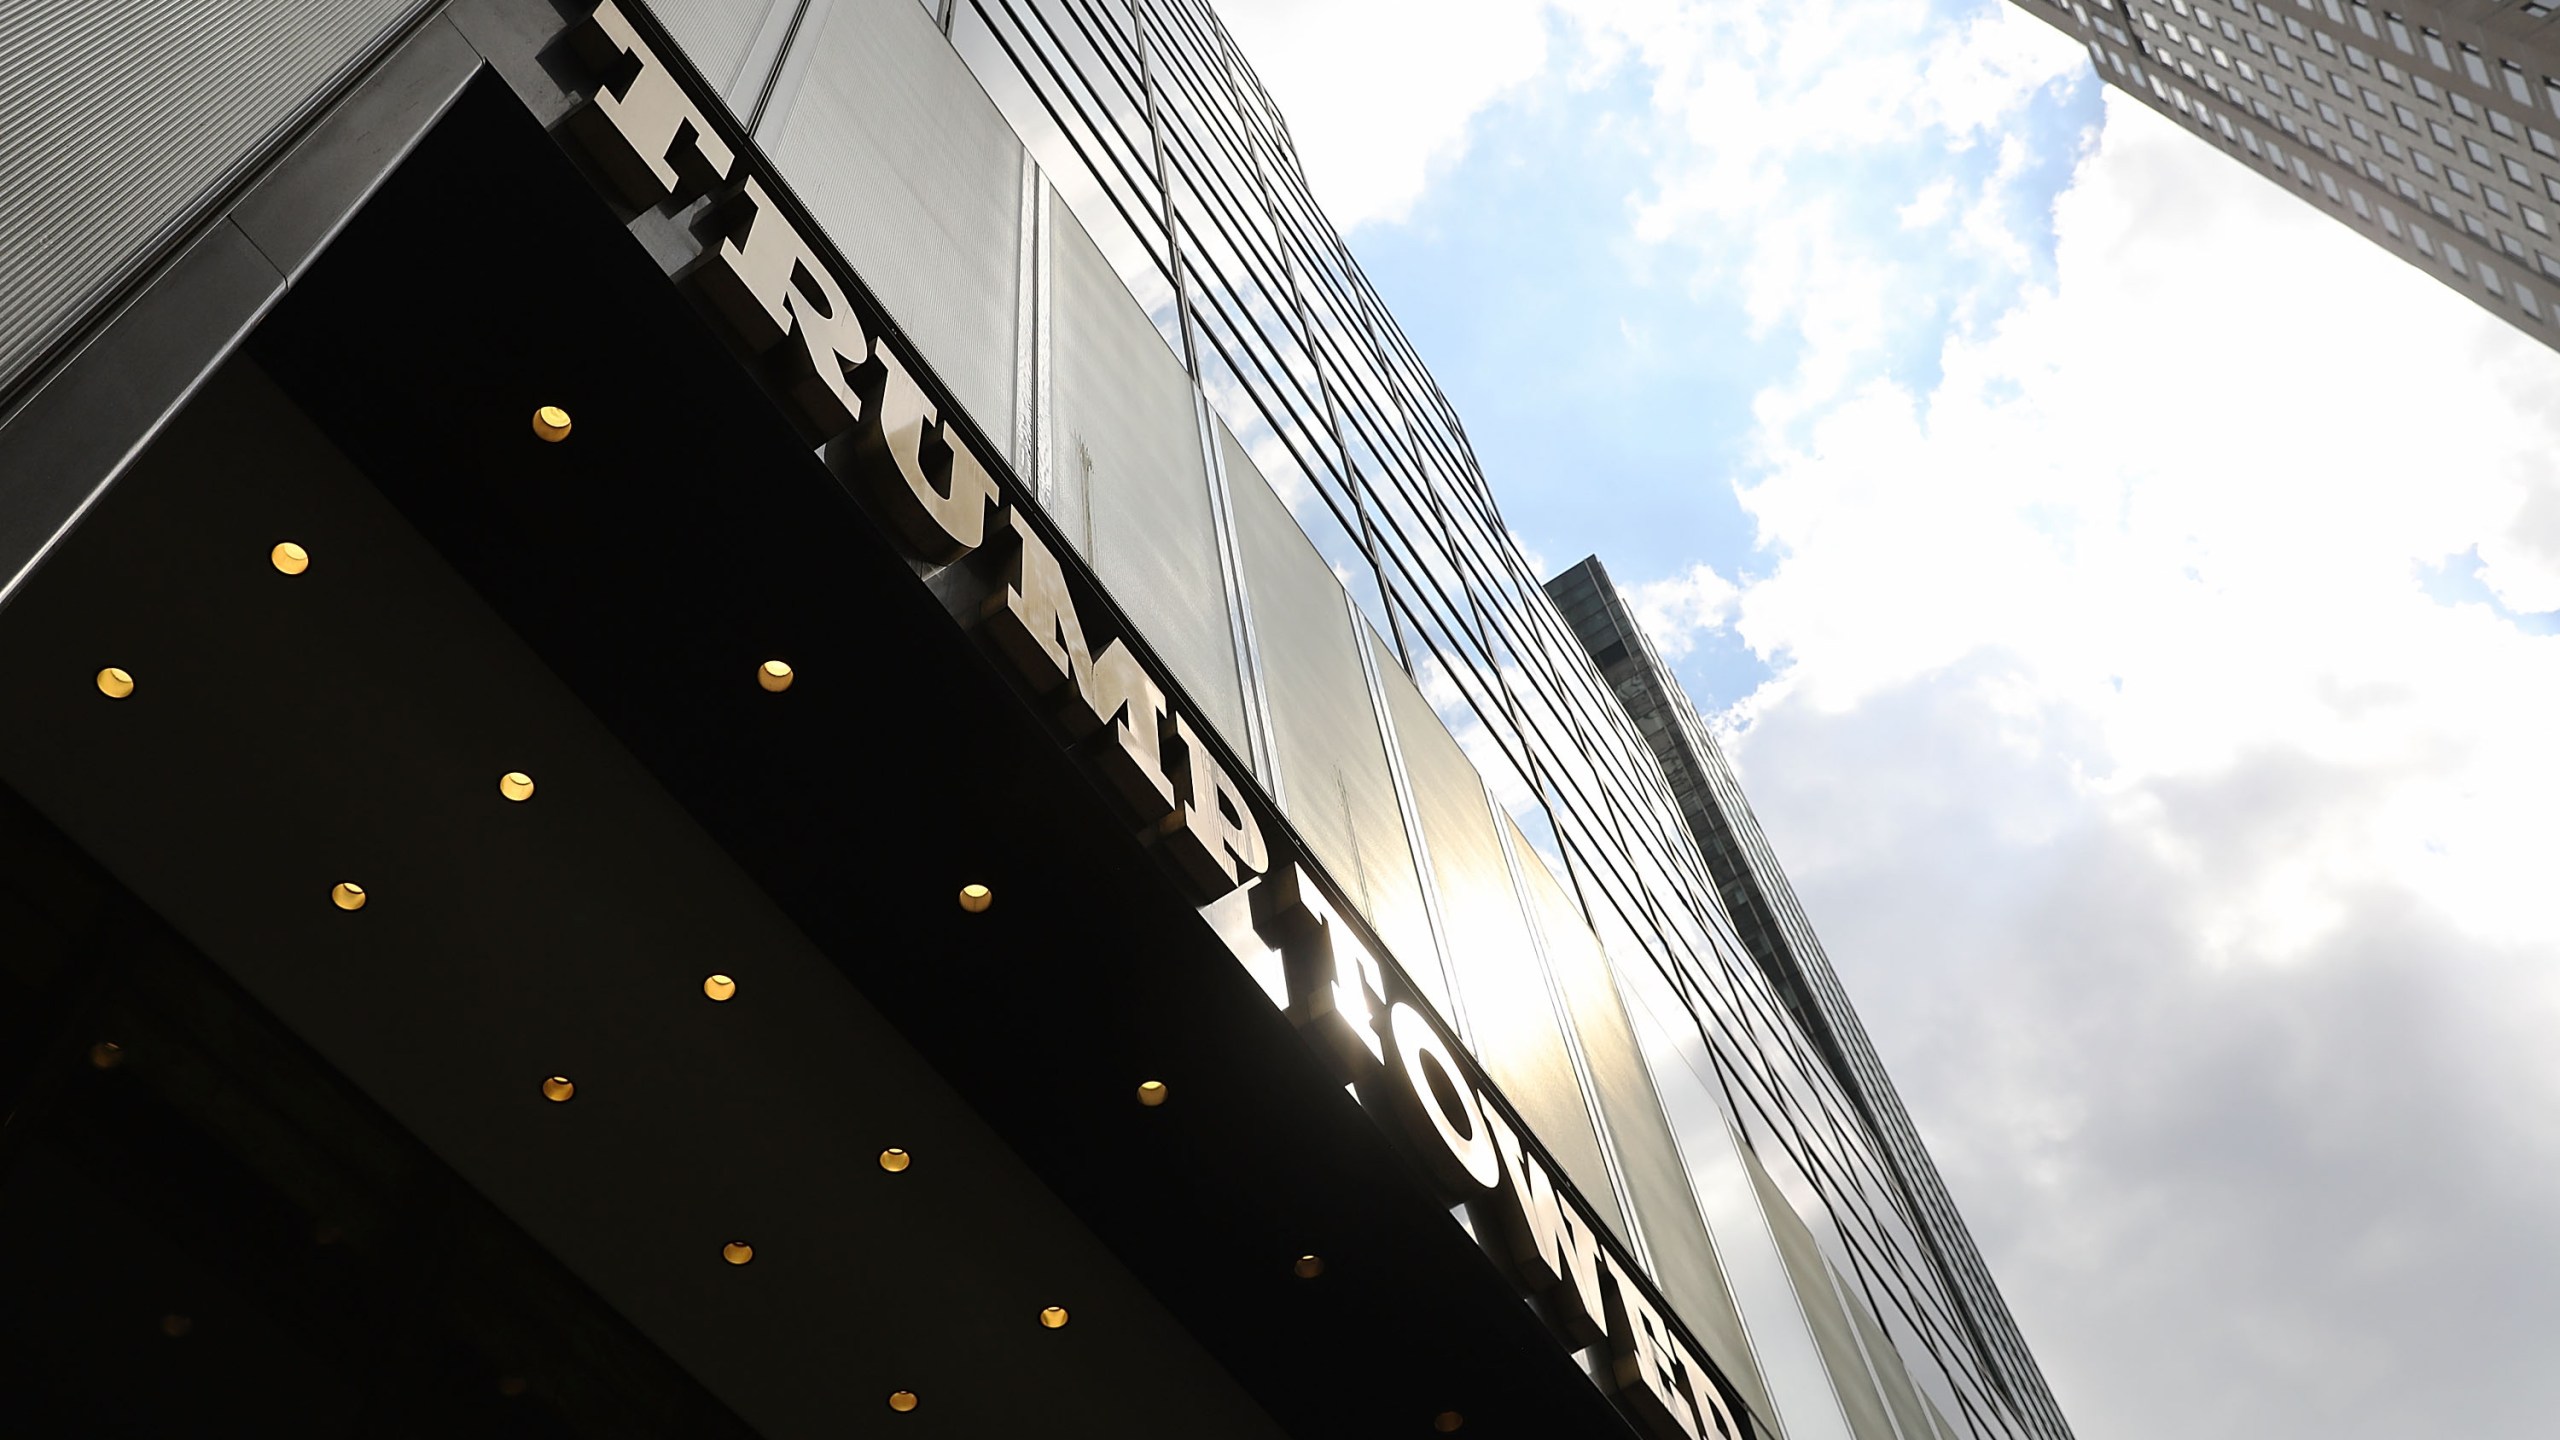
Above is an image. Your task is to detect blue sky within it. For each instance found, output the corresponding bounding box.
[1223,1,2560,1437]
[1295,0,2116,713]
[1350,7,2102,698]
[1352,42,1793,708]
[2420,546,2560,634]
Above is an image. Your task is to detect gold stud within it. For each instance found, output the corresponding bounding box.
[499,771,536,802]
[541,1075,575,1103]
[331,882,368,912]
[1434,1411,1465,1433]
[1293,1254,1324,1280]
[957,883,992,913]
[498,1377,530,1399]
[887,1391,919,1413]
[1039,1305,1069,1329]
[160,1314,192,1339]
[532,405,572,442]
[270,541,310,575]
[1136,1080,1168,1108]
[722,1241,754,1266]
[757,659,794,692]
[703,973,737,1002]
[96,667,135,699]
[878,1147,911,1173]
[89,1041,124,1070]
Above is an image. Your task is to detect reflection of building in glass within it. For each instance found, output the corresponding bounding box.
[2020,0,2560,349]
[0,0,2073,1437]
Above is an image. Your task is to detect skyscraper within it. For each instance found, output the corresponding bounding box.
[2019,0,2560,347]
[0,1,2073,1436]
[1548,557,2074,1440]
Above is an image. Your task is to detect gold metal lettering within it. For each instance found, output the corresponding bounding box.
[567,1,736,206]
[1199,882,1288,1008]
[1604,1250,1702,1440]
[1077,640,1178,814]
[683,173,996,550]
[1251,864,1384,1070]
[685,176,869,438]
[978,510,1178,814]
[1673,1335,1743,1440]
[1387,1001,1503,1192]
[1478,1107,1609,1346]
[1158,714,1268,897]
[982,507,1095,692]
[849,341,999,560]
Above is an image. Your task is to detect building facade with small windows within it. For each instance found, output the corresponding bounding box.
[2023,0,2560,344]
[0,2,2073,1437]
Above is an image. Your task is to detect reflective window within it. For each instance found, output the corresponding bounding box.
[914,3,2089,1430]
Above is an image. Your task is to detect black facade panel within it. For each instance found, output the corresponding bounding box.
[0,222,283,602]
[0,356,1298,1440]
[0,792,770,1437]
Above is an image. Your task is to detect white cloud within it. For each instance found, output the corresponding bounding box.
[1571,0,2088,427]
[1213,0,1549,230]
[1722,90,2560,1439]
[1626,561,1739,659]
[1900,177,1958,229]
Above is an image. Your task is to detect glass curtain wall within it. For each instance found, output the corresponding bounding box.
[909,2,2074,1435]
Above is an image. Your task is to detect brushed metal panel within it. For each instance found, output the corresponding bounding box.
[642,0,777,89]
[1224,430,1435,984]
[1049,198,1247,746]
[1541,882,1771,1428]
[1508,809,1780,1431]
[1371,627,1625,1237]
[1746,1142,1906,1440]
[764,0,1021,441]
[0,0,421,397]
[1847,1265,1941,1440]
